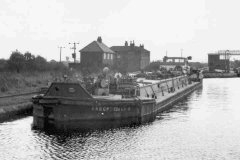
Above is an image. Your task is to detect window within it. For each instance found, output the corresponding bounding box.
[220,55,226,60]
[107,53,110,59]
[111,54,113,60]
[179,59,184,63]
[103,53,106,59]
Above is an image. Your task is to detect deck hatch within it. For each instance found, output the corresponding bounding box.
[45,82,93,99]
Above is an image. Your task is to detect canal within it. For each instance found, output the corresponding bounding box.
[1,78,240,160]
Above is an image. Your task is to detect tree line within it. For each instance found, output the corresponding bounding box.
[0,50,67,72]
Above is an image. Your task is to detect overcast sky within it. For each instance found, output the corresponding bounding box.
[1,0,240,62]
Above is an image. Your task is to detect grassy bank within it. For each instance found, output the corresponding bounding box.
[0,70,82,96]
[0,67,115,96]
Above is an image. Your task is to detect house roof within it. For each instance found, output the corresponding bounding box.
[80,41,115,53]
[110,46,150,52]
[208,53,218,55]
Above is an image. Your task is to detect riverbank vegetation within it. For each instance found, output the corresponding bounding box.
[0,50,79,95]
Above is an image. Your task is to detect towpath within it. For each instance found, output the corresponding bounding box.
[0,94,34,109]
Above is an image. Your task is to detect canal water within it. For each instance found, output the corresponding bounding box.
[1,78,240,160]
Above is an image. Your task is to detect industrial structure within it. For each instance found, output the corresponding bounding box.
[208,50,240,72]
[159,56,189,71]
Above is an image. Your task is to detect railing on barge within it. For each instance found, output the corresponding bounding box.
[136,75,189,99]
[111,73,199,99]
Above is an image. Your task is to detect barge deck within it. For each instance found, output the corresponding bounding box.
[32,74,202,130]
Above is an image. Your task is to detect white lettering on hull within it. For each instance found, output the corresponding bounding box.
[92,106,131,112]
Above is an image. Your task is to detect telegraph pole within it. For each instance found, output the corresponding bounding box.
[225,50,229,73]
[58,46,65,62]
[69,42,79,63]
[181,49,183,57]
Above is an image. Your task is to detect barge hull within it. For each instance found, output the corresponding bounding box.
[33,76,202,130]
[33,100,142,121]
[139,81,202,123]
[33,99,155,130]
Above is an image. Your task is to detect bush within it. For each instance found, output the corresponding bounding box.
[33,55,47,71]
[3,50,68,72]
[47,61,68,71]
[0,59,7,72]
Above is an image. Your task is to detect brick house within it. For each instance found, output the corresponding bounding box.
[110,41,150,72]
[79,37,115,67]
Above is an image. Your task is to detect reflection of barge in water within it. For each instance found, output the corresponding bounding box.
[32,74,202,130]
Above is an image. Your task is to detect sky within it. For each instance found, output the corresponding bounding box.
[1,0,240,63]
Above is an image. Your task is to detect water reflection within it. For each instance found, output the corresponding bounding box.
[1,79,240,159]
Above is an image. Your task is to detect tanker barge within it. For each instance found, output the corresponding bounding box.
[32,73,202,130]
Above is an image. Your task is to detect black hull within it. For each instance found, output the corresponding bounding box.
[32,98,156,130]
[32,117,141,132]
[32,78,202,131]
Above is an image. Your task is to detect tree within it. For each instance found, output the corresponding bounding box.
[24,51,35,61]
[23,51,36,70]
[34,55,47,71]
[7,50,25,72]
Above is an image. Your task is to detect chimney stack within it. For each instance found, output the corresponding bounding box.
[130,40,135,48]
[97,36,102,43]
[139,44,144,49]
[125,41,128,46]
